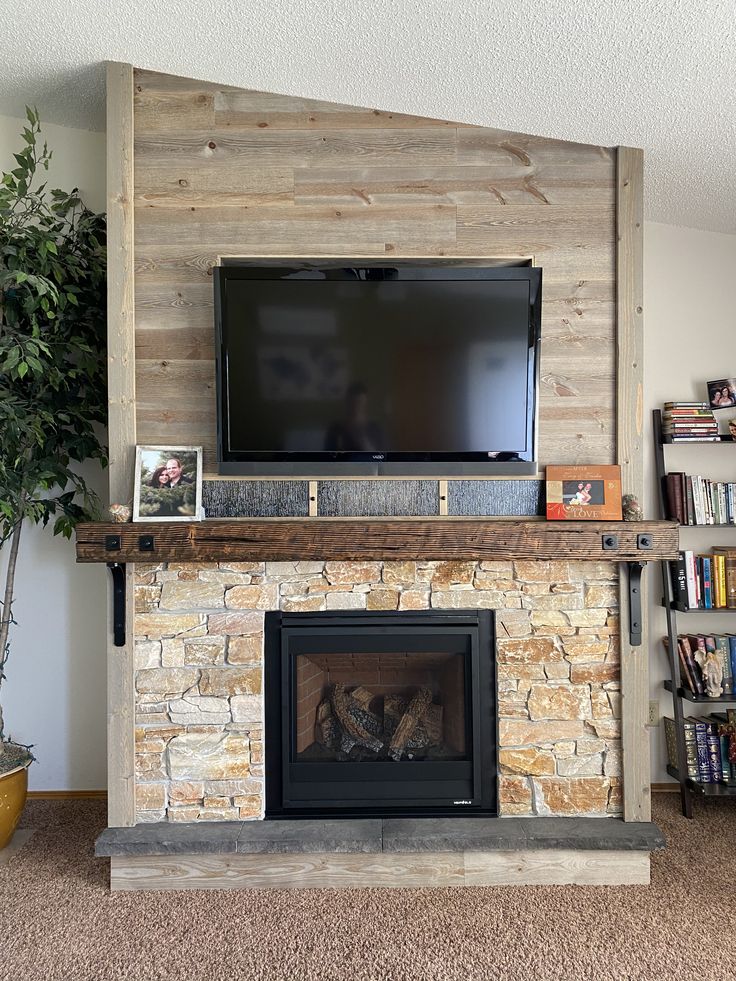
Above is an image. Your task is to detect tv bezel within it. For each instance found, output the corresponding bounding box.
[214,260,541,476]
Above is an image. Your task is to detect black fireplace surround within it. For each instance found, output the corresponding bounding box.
[264,609,497,817]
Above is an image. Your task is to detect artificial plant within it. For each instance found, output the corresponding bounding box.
[0,108,107,768]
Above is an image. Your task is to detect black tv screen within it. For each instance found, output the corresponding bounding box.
[215,263,541,475]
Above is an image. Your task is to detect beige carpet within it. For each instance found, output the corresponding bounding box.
[1,794,734,981]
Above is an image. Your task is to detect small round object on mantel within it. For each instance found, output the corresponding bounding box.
[622,494,644,521]
[108,503,132,523]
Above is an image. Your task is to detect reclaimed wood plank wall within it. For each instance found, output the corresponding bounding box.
[132,68,617,474]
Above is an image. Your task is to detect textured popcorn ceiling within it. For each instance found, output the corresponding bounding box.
[0,0,733,231]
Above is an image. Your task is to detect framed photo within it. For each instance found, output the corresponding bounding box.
[133,446,203,522]
[545,465,622,521]
[706,378,736,410]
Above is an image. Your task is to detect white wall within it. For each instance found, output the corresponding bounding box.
[644,221,736,782]
[0,113,107,790]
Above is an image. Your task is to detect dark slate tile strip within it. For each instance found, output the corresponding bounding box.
[448,479,544,516]
[318,480,439,517]
[202,480,310,518]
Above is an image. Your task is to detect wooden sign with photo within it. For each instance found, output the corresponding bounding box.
[545,465,623,521]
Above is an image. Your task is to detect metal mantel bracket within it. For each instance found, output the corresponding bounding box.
[627,561,646,646]
[107,562,126,647]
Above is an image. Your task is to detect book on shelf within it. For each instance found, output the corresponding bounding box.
[662,634,704,694]
[712,548,736,608]
[669,549,736,609]
[663,472,736,525]
[664,716,699,779]
[664,713,736,784]
[661,402,719,440]
[703,713,736,782]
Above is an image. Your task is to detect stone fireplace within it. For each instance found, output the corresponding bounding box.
[264,609,496,816]
[133,557,622,822]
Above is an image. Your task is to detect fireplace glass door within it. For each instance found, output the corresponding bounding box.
[265,611,497,816]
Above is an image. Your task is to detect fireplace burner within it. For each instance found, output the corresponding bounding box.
[264,610,497,817]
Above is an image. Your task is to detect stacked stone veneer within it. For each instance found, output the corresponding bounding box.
[134,559,622,823]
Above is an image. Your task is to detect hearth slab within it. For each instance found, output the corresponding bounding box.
[381,817,665,852]
[96,817,664,858]
[235,819,383,854]
[96,821,243,856]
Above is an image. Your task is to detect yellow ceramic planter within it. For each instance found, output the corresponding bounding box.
[0,765,29,849]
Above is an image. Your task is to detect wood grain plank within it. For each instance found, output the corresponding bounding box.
[294,165,615,207]
[134,68,241,96]
[457,129,616,168]
[109,849,649,891]
[456,205,615,240]
[75,519,679,564]
[214,90,457,130]
[463,849,649,886]
[616,147,648,824]
[134,90,215,132]
[134,203,458,249]
[105,61,137,829]
[134,128,459,167]
[135,161,294,204]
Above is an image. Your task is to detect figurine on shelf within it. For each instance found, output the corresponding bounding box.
[108,503,133,523]
[694,647,723,698]
[622,494,644,521]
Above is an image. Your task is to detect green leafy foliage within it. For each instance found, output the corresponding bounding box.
[0,109,107,749]
[0,107,107,547]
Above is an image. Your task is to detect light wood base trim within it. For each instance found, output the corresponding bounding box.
[27,790,107,799]
[110,849,650,891]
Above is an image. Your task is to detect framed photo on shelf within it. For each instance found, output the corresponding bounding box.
[545,465,623,521]
[706,377,736,410]
[133,446,203,522]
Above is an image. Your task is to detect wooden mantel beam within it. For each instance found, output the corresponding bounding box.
[76,519,678,565]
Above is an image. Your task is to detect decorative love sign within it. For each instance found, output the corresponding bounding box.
[545,465,623,521]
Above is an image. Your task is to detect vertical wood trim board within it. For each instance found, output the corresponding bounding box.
[616,146,648,823]
[106,61,137,827]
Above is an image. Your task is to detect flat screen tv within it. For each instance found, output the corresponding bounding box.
[214,262,542,476]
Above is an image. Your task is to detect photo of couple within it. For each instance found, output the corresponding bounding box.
[133,446,203,521]
[707,378,736,409]
[562,480,605,507]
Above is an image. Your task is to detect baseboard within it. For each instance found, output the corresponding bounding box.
[110,849,650,891]
[27,790,107,799]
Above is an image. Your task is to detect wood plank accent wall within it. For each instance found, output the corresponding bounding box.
[107,65,646,825]
[132,69,617,474]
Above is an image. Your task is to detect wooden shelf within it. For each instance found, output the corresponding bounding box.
[74,518,679,565]
[666,766,736,796]
[663,680,736,703]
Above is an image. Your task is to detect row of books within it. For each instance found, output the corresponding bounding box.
[670,549,736,609]
[664,471,736,525]
[664,633,736,696]
[662,402,719,441]
[664,713,736,784]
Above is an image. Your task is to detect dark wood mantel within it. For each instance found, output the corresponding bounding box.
[75,518,679,564]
